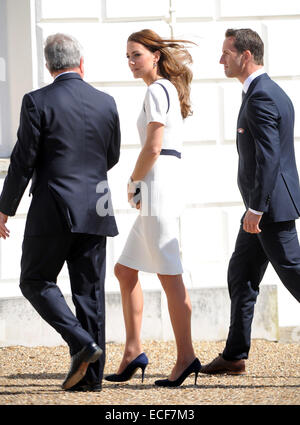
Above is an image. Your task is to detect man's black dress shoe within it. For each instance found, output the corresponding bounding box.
[62,342,103,390]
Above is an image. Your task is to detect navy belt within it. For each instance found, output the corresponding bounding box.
[160,149,181,159]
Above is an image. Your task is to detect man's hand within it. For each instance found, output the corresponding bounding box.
[243,210,262,234]
[0,212,10,239]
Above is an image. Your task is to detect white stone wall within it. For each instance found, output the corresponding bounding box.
[0,0,11,157]
[0,0,299,328]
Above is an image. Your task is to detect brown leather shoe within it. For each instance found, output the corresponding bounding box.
[200,354,246,375]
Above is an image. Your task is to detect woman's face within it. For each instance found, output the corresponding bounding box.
[126,41,158,80]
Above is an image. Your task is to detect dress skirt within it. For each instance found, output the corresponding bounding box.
[117,154,184,275]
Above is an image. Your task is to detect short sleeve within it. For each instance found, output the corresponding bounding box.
[144,83,168,125]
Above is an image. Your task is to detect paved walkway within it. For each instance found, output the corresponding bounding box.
[0,340,299,406]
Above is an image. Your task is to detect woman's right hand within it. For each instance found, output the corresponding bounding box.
[127,179,141,209]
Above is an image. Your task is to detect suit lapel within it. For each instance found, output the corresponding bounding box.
[237,73,269,121]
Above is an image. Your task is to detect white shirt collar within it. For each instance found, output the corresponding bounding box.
[54,71,78,80]
[243,68,265,93]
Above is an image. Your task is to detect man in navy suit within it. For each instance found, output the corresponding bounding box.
[201,28,300,375]
[0,33,121,390]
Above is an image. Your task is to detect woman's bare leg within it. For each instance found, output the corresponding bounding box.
[158,273,196,381]
[114,263,143,373]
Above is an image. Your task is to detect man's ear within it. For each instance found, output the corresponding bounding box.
[46,63,55,79]
[243,50,252,63]
[79,57,84,77]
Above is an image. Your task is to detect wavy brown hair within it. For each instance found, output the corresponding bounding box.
[128,29,194,119]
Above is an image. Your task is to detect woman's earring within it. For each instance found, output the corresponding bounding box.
[153,62,157,68]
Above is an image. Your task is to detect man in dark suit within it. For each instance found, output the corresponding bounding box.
[201,28,300,375]
[0,33,121,390]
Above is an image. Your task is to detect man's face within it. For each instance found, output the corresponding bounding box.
[219,37,243,78]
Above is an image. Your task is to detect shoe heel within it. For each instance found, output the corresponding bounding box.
[141,364,147,383]
[105,353,149,383]
[89,348,103,363]
[194,371,199,385]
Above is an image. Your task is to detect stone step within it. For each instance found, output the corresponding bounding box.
[0,285,279,346]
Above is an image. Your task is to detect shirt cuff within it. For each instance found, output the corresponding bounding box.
[249,208,264,216]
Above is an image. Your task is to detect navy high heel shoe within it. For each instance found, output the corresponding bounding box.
[154,358,201,387]
[105,353,149,383]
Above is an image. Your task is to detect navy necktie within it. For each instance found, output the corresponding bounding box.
[242,91,246,101]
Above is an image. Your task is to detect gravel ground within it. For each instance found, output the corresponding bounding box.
[0,339,299,406]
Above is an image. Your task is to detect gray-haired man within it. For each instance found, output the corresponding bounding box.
[0,33,121,391]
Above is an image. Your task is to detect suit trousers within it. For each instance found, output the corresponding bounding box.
[19,232,106,384]
[223,220,300,361]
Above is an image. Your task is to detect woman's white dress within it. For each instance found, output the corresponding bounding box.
[118,78,184,275]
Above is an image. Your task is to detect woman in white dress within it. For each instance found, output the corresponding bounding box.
[105,29,201,387]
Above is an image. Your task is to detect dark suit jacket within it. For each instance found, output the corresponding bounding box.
[237,73,300,223]
[0,73,121,236]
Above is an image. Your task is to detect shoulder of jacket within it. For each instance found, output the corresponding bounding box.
[26,83,55,103]
[85,82,116,102]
